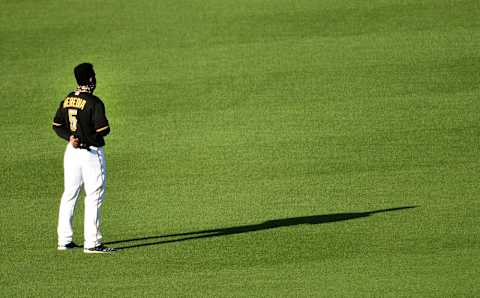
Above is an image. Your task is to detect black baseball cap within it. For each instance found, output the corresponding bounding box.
[74,63,95,85]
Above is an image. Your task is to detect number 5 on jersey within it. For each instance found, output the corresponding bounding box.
[68,109,78,132]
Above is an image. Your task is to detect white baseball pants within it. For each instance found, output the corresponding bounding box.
[57,143,106,249]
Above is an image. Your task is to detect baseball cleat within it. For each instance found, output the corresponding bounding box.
[83,244,116,254]
[58,242,80,250]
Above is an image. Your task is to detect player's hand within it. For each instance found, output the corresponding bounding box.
[69,136,80,148]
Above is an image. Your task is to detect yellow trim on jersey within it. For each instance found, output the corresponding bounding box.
[96,126,109,132]
[53,122,63,126]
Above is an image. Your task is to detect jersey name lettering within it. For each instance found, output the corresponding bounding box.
[63,97,87,110]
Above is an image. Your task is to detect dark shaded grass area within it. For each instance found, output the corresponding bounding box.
[107,206,417,249]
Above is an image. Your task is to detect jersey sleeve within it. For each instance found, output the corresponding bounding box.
[52,101,70,141]
[94,100,110,137]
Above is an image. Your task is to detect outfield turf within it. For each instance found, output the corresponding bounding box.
[1,0,479,296]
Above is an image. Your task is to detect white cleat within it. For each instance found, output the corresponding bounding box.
[84,244,116,254]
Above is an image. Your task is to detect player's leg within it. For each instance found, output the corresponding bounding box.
[57,144,83,248]
[81,147,106,250]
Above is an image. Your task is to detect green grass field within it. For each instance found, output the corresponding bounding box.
[1,0,479,296]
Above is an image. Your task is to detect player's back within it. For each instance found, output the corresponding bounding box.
[60,91,109,147]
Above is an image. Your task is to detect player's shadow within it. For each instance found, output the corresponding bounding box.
[106,206,417,250]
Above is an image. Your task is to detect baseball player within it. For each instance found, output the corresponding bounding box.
[52,63,115,253]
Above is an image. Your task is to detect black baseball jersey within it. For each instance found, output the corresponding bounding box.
[53,91,110,147]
